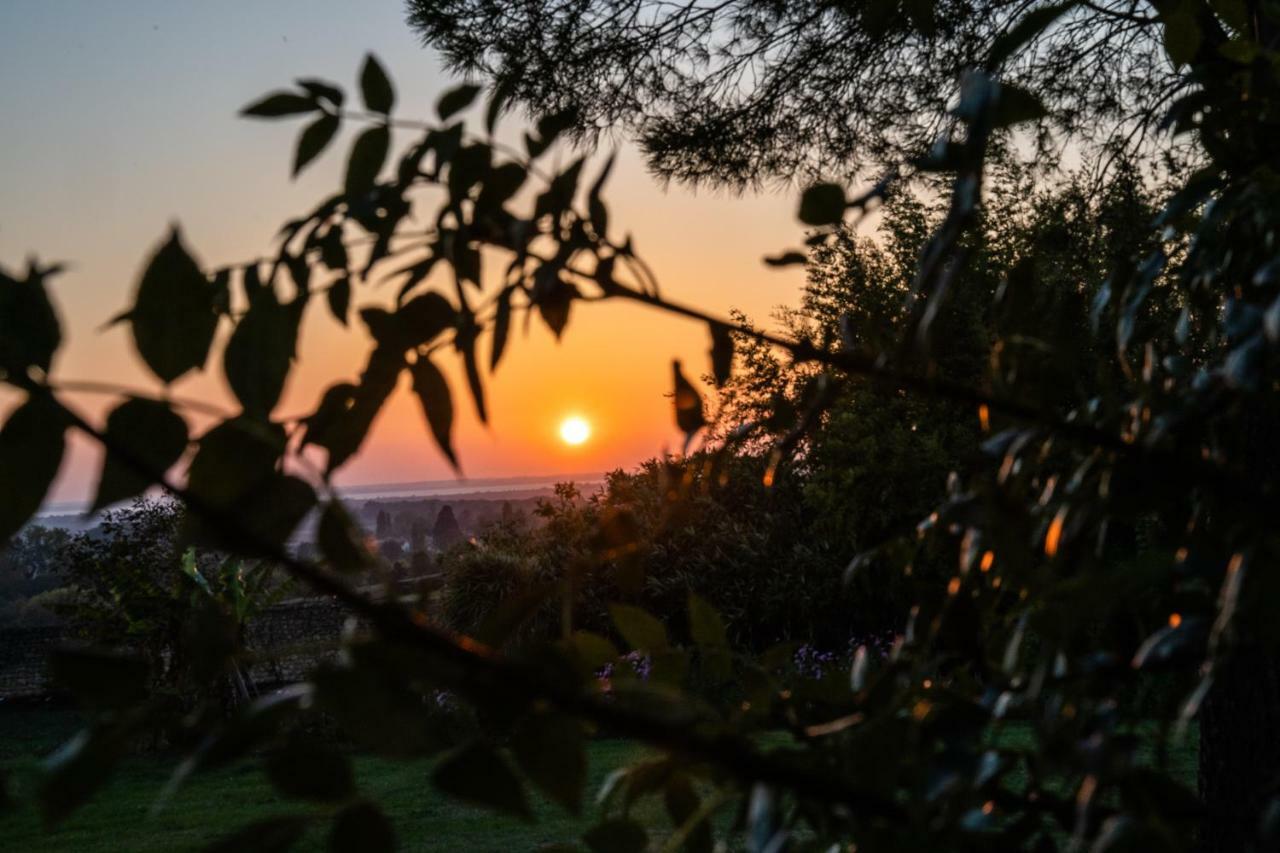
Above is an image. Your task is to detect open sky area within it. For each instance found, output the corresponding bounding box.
[0,0,814,502]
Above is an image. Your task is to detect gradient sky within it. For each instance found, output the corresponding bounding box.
[0,1,814,502]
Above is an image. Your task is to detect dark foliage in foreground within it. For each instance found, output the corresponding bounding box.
[1,1,1279,850]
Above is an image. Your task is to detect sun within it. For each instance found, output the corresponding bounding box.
[559,416,592,446]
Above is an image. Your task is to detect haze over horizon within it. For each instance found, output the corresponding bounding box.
[0,0,812,504]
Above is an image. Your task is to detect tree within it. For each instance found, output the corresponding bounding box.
[432,504,465,550]
[1,4,1278,847]
[408,0,1177,185]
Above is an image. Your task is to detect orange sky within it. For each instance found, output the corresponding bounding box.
[0,2,825,503]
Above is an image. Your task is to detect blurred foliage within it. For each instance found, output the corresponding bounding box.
[2,1,1280,850]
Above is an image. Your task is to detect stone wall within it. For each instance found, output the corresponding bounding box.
[0,625,64,699]
[0,597,350,700]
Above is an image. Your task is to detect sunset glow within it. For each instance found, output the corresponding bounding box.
[559,416,592,446]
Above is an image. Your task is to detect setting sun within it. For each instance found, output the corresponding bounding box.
[559,416,592,446]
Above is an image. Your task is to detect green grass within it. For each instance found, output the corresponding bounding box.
[0,706,1198,852]
[0,706,657,852]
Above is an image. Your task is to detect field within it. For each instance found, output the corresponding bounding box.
[0,705,1198,852]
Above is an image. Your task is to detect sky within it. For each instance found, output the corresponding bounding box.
[0,0,813,503]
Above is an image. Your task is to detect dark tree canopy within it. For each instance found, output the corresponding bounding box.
[408,0,1175,185]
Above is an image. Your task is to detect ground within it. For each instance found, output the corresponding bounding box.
[0,705,1198,851]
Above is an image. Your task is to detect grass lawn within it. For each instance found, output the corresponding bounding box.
[0,705,659,852]
[0,704,1198,851]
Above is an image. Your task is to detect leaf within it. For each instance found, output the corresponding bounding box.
[327,277,351,326]
[48,647,148,711]
[331,801,396,853]
[490,286,513,370]
[345,125,390,196]
[457,320,487,424]
[186,417,284,510]
[709,325,733,386]
[1209,0,1250,31]
[241,91,316,119]
[91,397,188,512]
[301,350,400,474]
[991,82,1048,128]
[363,292,456,352]
[318,500,369,573]
[359,54,395,114]
[538,280,576,340]
[688,592,728,648]
[431,742,531,819]
[0,393,66,544]
[264,740,355,802]
[223,284,298,419]
[0,263,62,375]
[609,603,668,652]
[39,727,126,826]
[295,77,343,107]
[583,819,648,853]
[227,474,317,556]
[409,357,458,469]
[437,82,482,120]
[986,2,1077,69]
[588,152,616,238]
[764,250,808,267]
[511,713,587,814]
[293,112,340,178]
[131,228,219,384]
[1162,6,1202,66]
[664,775,713,853]
[798,183,846,226]
[672,361,705,440]
[205,816,309,853]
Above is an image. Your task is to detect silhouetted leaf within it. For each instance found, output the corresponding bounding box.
[409,356,457,469]
[48,647,148,711]
[131,229,219,384]
[265,740,354,802]
[457,319,487,423]
[0,263,61,375]
[295,78,343,107]
[1162,7,1202,66]
[672,361,705,439]
[991,82,1047,128]
[363,292,456,352]
[0,393,66,544]
[609,603,668,651]
[986,2,1076,69]
[359,54,395,114]
[432,742,530,819]
[490,286,513,370]
[538,280,577,339]
[437,82,482,120]
[798,183,846,226]
[583,819,648,853]
[709,324,733,386]
[688,592,728,648]
[327,277,351,326]
[763,251,807,267]
[665,774,713,853]
[224,284,298,419]
[331,801,396,853]
[91,397,188,512]
[318,500,369,573]
[186,417,284,510]
[205,816,309,853]
[293,112,340,177]
[345,125,390,196]
[39,727,126,826]
[512,713,586,814]
[241,92,316,118]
